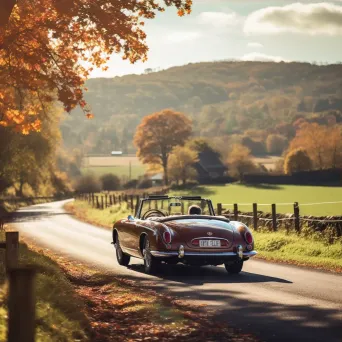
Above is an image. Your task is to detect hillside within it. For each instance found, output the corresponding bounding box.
[61,61,342,156]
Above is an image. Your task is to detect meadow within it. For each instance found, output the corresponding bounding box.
[171,184,342,216]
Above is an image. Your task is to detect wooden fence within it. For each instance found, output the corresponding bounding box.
[217,202,342,237]
[0,231,36,342]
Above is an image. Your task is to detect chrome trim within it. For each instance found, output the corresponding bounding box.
[150,250,257,258]
[237,245,243,259]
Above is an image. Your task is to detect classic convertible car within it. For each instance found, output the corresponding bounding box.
[112,195,257,274]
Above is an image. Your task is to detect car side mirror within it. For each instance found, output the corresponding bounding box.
[127,215,135,222]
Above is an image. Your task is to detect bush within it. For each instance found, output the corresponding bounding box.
[100,174,121,191]
[75,174,101,193]
[123,179,138,189]
[137,178,153,189]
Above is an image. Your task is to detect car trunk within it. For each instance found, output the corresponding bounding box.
[164,218,235,249]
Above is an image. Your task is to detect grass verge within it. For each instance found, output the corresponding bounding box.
[0,232,90,341]
[253,230,342,273]
[66,200,342,273]
[65,200,130,229]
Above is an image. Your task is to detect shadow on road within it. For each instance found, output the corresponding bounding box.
[127,263,292,285]
[11,210,72,223]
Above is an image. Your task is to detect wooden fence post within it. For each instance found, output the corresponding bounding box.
[253,203,258,231]
[101,196,104,210]
[113,195,116,205]
[135,196,140,216]
[92,194,95,208]
[105,195,108,208]
[233,204,238,221]
[7,268,36,342]
[130,195,134,211]
[294,202,300,232]
[118,195,121,204]
[6,232,19,271]
[96,196,99,209]
[272,204,277,231]
[217,203,222,216]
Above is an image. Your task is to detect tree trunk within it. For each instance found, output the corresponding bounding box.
[0,0,17,28]
[162,154,168,185]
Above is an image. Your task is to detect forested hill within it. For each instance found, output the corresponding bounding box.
[61,61,342,156]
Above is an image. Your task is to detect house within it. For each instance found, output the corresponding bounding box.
[193,148,228,183]
[150,173,164,187]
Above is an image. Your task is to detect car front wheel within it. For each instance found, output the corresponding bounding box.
[115,235,130,266]
[143,237,159,274]
[225,260,243,274]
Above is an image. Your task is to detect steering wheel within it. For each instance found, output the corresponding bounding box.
[142,209,166,220]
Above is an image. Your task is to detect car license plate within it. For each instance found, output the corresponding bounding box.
[199,240,221,248]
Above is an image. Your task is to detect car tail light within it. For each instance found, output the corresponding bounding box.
[244,231,253,244]
[220,240,228,247]
[163,231,172,244]
[192,239,199,246]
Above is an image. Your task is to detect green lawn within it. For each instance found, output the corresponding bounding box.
[170,184,342,216]
[81,165,146,179]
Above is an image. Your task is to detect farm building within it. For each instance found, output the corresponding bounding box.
[193,148,227,183]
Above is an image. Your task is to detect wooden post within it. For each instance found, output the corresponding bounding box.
[7,268,36,342]
[96,196,99,209]
[130,195,134,211]
[135,196,140,217]
[101,196,104,210]
[253,203,258,231]
[233,204,238,221]
[294,202,300,232]
[105,195,108,208]
[272,204,277,231]
[109,195,113,206]
[113,195,116,205]
[92,194,95,208]
[6,232,19,271]
[217,203,222,216]
[118,195,121,204]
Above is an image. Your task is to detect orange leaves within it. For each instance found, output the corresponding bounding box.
[0,0,193,134]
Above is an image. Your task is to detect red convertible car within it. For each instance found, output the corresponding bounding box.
[112,195,257,274]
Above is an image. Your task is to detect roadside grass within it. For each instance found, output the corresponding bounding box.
[0,232,90,341]
[66,200,342,273]
[170,184,342,216]
[65,200,130,228]
[253,229,342,272]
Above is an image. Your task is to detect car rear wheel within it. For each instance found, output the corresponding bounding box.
[143,237,159,274]
[225,260,243,274]
[115,235,130,266]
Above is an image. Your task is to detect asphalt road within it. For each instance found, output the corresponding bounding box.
[12,200,342,342]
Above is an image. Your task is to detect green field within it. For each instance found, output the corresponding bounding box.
[171,184,342,216]
[81,165,146,179]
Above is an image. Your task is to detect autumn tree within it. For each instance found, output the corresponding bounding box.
[0,0,192,133]
[284,149,313,175]
[289,123,342,169]
[227,144,256,180]
[168,146,198,185]
[266,134,288,155]
[134,109,192,185]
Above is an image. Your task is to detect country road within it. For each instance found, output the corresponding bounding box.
[12,200,342,342]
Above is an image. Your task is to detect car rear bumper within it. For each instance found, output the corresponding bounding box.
[151,250,257,258]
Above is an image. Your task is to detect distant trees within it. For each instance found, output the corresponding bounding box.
[284,149,313,174]
[168,146,198,185]
[227,144,256,180]
[266,134,288,155]
[289,123,342,169]
[134,109,192,185]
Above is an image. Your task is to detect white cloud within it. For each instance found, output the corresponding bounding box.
[198,11,241,29]
[247,42,263,48]
[241,52,289,63]
[244,2,342,36]
[167,31,201,43]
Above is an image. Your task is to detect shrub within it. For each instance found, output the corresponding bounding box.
[123,179,138,189]
[75,174,101,193]
[100,174,121,191]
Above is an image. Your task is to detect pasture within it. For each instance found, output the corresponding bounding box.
[82,155,146,179]
[171,184,342,216]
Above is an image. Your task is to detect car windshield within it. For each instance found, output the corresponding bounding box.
[138,196,214,219]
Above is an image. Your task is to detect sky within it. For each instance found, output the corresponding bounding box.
[89,0,342,78]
